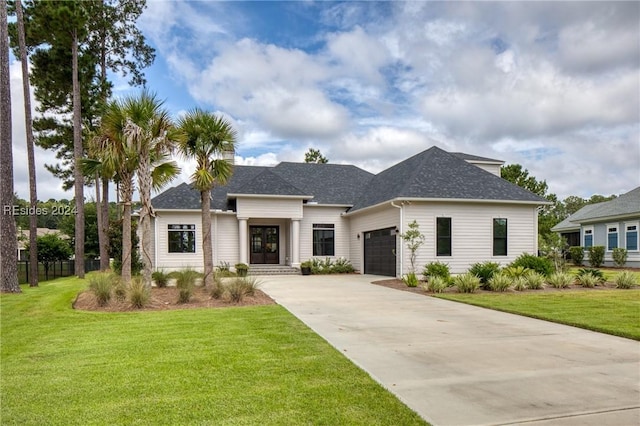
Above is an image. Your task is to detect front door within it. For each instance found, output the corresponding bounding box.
[250,226,279,264]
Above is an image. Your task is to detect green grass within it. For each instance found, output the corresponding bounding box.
[1,276,426,425]
[436,290,640,340]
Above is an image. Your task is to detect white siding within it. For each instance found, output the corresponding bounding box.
[300,206,350,261]
[403,202,538,274]
[154,211,207,271]
[348,206,400,274]
[213,214,239,267]
[237,197,303,219]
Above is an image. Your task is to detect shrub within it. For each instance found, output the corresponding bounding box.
[128,278,150,308]
[612,248,628,267]
[502,266,530,278]
[240,276,261,296]
[422,261,451,282]
[424,276,449,293]
[615,271,638,289]
[403,272,419,288]
[113,277,127,301]
[225,277,256,303]
[308,257,354,274]
[152,270,170,288]
[576,272,599,288]
[89,273,113,306]
[174,268,199,303]
[235,263,249,277]
[569,246,584,266]
[547,272,574,289]
[468,262,501,288]
[588,246,605,268]
[523,271,545,290]
[210,273,225,299]
[510,253,554,277]
[576,268,605,283]
[216,261,233,277]
[488,272,512,292]
[454,273,481,293]
[512,277,527,291]
[332,257,355,273]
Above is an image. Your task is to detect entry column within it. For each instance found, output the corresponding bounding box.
[238,218,248,264]
[291,219,300,267]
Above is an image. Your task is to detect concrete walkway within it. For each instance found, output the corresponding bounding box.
[259,274,640,426]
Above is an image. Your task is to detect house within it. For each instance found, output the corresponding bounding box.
[16,228,65,261]
[552,187,640,267]
[149,146,549,276]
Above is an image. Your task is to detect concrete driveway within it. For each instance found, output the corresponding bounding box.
[259,274,640,426]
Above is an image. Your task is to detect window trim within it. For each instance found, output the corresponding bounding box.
[583,226,594,248]
[492,218,508,257]
[606,223,619,251]
[168,224,196,254]
[624,222,639,251]
[436,217,452,257]
[313,223,335,257]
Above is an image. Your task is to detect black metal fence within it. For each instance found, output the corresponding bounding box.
[17,259,101,284]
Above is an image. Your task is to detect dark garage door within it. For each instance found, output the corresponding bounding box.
[364,228,397,277]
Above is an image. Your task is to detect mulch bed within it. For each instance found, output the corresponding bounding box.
[73,286,276,312]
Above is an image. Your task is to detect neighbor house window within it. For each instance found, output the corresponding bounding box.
[168,224,196,253]
[493,218,507,256]
[584,227,593,248]
[313,224,335,256]
[626,223,638,251]
[436,217,452,256]
[607,224,618,251]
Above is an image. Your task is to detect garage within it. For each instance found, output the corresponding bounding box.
[364,227,397,277]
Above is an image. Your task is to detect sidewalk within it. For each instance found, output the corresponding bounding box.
[260,274,640,426]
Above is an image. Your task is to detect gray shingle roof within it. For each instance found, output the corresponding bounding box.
[232,169,307,197]
[552,187,640,230]
[348,146,548,212]
[451,152,503,163]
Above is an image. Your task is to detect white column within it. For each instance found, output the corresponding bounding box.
[238,218,248,264]
[291,219,301,267]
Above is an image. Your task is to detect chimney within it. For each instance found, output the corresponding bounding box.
[222,148,235,165]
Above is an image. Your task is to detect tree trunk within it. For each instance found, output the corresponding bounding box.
[120,176,133,285]
[138,153,153,289]
[100,177,110,271]
[201,189,213,288]
[16,0,38,287]
[0,0,21,293]
[72,29,85,278]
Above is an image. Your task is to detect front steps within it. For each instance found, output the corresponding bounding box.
[249,265,301,276]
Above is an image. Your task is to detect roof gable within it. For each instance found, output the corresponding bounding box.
[556,187,640,226]
[231,169,307,197]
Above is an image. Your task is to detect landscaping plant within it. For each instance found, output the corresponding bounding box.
[400,220,425,277]
[615,271,638,289]
[488,272,511,292]
[587,246,605,268]
[235,263,249,277]
[546,272,574,289]
[523,271,545,290]
[128,277,150,308]
[612,248,628,267]
[174,268,200,303]
[576,272,599,288]
[468,261,501,289]
[569,246,584,266]
[424,275,449,293]
[422,261,451,283]
[512,277,527,291]
[503,266,529,278]
[576,268,605,283]
[402,272,419,288]
[510,253,554,277]
[454,273,481,293]
[88,272,113,306]
[152,270,170,288]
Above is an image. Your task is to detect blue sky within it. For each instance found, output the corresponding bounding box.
[10,1,640,202]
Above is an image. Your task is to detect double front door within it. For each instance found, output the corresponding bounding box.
[250,226,279,264]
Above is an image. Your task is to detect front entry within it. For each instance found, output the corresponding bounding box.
[250,226,279,264]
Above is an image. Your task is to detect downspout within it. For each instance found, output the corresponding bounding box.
[391,201,403,278]
[153,214,158,271]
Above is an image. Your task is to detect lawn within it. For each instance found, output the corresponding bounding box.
[1,277,426,425]
[436,290,640,340]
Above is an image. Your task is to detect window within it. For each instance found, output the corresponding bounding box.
[436,217,452,256]
[493,218,507,256]
[584,227,593,248]
[607,225,618,251]
[313,224,335,256]
[626,223,638,251]
[168,224,196,253]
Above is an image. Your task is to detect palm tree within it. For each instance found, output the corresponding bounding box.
[177,109,237,288]
[123,91,180,288]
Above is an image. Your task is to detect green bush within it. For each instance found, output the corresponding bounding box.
[454,273,481,293]
[403,272,419,287]
[468,262,501,288]
[424,276,449,293]
[309,257,354,274]
[225,277,250,303]
[615,271,638,289]
[576,272,599,288]
[502,266,530,278]
[569,246,584,266]
[332,257,355,274]
[113,277,127,301]
[588,246,605,268]
[235,263,249,277]
[512,277,527,291]
[422,261,451,282]
[128,278,150,308]
[547,272,574,289]
[612,248,628,267]
[510,253,554,277]
[523,271,545,290]
[240,276,261,296]
[89,273,113,306]
[488,272,512,292]
[576,268,605,283]
[152,270,170,288]
[174,268,200,304]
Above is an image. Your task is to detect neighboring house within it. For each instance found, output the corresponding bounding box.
[16,228,64,261]
[149,146,549,276]
[552,187,640,267]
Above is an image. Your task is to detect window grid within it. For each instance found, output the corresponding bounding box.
[313,224,335,256]
[626,224,638,251]
[493,218,507,256]
[607,225,618,251]
[168,224,196,253]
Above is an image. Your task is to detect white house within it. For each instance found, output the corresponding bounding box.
[149,146,549,276]
[552,187,640,267]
